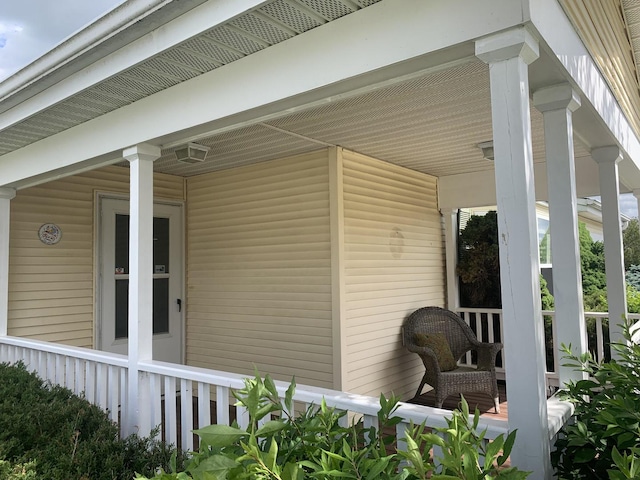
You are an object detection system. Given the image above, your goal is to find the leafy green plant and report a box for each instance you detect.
[400,396,528,479]
[0,362,181,480]
[551,318,640,479]
[140,373,529,480]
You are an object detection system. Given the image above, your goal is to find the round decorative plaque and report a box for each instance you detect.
[38,223,62,245]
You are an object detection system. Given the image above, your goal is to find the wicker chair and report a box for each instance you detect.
[403,306,503,413]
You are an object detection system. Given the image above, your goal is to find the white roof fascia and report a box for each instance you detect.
[0,0,529,188]
[528,0,640,188]
[0,0,271,131]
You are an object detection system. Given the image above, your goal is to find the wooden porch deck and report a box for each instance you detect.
[408,382,509,422]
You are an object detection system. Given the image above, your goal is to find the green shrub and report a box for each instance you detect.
[139,373,529,480]
[0,362,181,480]
[551,318,640,479]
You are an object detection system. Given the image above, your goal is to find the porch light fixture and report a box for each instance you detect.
[174,143,210,164]
[477,141,494,161]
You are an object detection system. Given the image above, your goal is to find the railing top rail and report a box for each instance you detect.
[0,336,129,367]
[139,359,510,438]
[454,307,502,314]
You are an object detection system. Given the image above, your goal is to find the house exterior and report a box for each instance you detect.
[2,1,640,478]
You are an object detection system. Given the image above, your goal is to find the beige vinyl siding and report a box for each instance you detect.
[342,150,445,398]
[186,150,334,388]
[8,166,184,347]
[560,0,640,137]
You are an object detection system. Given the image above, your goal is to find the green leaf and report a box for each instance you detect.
[188,454,237,476]
[255,419,287,437]
[574,447,597,463]
[194,424,248,447]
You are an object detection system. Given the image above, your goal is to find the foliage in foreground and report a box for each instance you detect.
[551,318,640,479]
[0,362,181,480]
[139,373,529,480]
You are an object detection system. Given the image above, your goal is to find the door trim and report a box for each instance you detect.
[94,192,186,363]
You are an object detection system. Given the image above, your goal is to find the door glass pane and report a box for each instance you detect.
[154,217,170,274]
[115,214,130,274]
[153,278,169,334]
[114,279,170,337]
[115,279,129,339]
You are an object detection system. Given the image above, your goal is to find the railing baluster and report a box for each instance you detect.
[236,404,250,430]
[216,386,230,425]
[596,317,605,362]
[85,361,95,404]
[96,363,108,411]
[180,379,194,452]
[120,367,127,429]
[197,382,211,429]
[363,414,379,444]
[150,373,162,432]
[396,422,408,453]
[55,354,64,385]
[108,366,118,422]
[165,376,177,446]
[65,356,74,390]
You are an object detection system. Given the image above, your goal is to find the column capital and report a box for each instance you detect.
[440,207,458,216]
[475,26,539,65]
[533,84,581,113]
[123,143,161,163]
[592,146,622,165]
[0,188,16,200]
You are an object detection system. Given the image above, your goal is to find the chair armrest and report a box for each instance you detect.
[474,342,503,371]
[406,345,442,373]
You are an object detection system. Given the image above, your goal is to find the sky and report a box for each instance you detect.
[0,0,123,81]
[0,1,639,219]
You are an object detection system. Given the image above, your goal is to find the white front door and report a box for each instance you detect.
[99,197,183,363]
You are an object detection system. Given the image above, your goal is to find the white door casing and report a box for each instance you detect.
[98,197,183,363]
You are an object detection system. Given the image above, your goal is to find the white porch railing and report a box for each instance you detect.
[0,335,510,454]
[455,308,640,386]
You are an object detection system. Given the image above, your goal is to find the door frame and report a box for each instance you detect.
[94,192,186,363]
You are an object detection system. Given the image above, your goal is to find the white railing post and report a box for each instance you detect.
[593,147,628,354]
[124,143,160,438]
[476,27,552,477]
[443,208,460,310]
[0,188,16,337]
[533,84,587,386]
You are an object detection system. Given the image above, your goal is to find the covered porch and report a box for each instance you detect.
[1,1,640,478]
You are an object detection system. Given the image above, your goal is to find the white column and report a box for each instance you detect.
[0,188,16,337]
[533,84,587,385]
[442,208,460,310]
[477,27,552,479]
[123,143,160,437]
[592,146,627,350]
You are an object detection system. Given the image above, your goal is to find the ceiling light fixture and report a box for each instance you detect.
[174,143,210,164]
[477,141,494,161]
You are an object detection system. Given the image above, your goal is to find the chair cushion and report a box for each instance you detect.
[414,332,457,371]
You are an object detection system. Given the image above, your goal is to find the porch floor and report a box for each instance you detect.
[408,382,509,422]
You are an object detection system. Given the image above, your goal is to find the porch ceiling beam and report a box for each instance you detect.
[528,0,640,189]
[0,0,529,188]
[0,0,271,126]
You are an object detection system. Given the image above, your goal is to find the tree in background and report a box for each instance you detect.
[456,211,501,308]
[623,218,640,269]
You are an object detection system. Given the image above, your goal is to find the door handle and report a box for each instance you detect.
[177,298,182,312]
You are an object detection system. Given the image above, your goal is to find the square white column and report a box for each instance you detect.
[0,188,16,337]
[477,27,552,478]
[533,84,587,385]
[442,208,460,310]
[123,143,160,437]
[592,146,627,351]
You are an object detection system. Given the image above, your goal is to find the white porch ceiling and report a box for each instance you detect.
[0,0,613,187]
